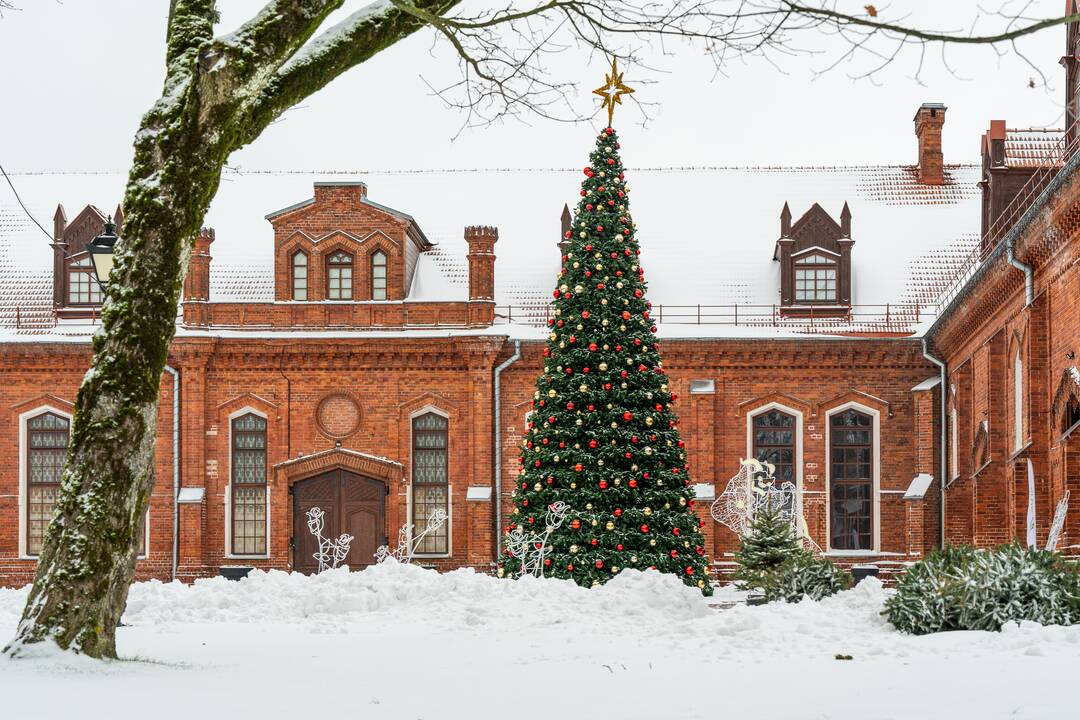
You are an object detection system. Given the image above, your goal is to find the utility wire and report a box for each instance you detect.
[0,162,54,241]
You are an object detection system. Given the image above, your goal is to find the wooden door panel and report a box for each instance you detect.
[293,472,339,575]
[343,506,380,567]
[293,469,385,573]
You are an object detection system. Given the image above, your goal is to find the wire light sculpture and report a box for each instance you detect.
[305,507,354,573]
[504,501,571,578]
[1046,491,1071,552]
[711,458,820,553]
[374,508,449,564]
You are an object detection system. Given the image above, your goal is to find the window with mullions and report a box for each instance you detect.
[327,251,353,300]
[371,251,387,301]
[231,413,267,555]
[752,409,795,484]
[830,409,873,550]
[26,412,69,555]
[412,413,449,554]
[67,255,102,305]
[794,253,837,303]
[292,252,308,300]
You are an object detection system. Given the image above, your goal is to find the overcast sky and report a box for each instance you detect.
[0,0,1067,176]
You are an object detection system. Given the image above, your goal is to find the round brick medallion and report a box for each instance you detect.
[315,392,361,439]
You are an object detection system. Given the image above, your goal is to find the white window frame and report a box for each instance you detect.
[824,401,881,555]
[18,405,72,559]
[409,405,452,559]
[224,406,271,559]
[745,402,804,515]
[1013,349,1024,452]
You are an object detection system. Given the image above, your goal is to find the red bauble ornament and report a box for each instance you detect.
[599,480,608,489]
[640,524,650,533]
[685,567,694,575]
[595,559,604,569]
[581,310,590,319]
[566,401,575,410]
[616,544,624,551]
[614,508,623,517]
[672,528,680,536]
[628,479,638,488]
[588,343,598,352]
[623,411,633,421]
[574,463,583,472]
[571,519,581,529]
[589,439,598,448]
[670,550,678,558]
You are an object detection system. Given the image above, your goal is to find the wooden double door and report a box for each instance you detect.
[292,469,386,574]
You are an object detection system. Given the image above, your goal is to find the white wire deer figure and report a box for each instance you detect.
[305,507,355,573]
[504,501,571,578]
[374,508,449,564]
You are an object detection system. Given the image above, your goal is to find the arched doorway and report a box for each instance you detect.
[292,469,386,574]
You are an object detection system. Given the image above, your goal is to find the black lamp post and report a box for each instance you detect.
[86,216,118,289]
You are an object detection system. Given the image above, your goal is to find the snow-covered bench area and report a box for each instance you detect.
[2,561,1079,718]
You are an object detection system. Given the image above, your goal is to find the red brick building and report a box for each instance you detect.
[2,25,1077,587]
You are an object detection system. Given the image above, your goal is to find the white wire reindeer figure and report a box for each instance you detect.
[505,501,570,578]
[305,507,355,573]
[374,508,449,564]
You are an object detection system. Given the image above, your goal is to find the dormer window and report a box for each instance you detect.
[327,251,353,300]
[291,251,308,301]
[774,202,853,317]
[794,253,837,303]
[371,251,387,300]
[67,255,102,305]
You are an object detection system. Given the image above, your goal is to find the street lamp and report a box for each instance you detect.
[86,216,118,289]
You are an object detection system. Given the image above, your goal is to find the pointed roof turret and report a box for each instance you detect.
[113,204,124,233]
[780,202,792,237]
[840,202,851,237]
[53,204,67,242]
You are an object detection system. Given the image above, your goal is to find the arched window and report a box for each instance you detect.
[291,252,308,301]
[371,251,387,300]
[794,253,837,303]
[327,251,353,300]
[231,413,267,555]
[752,409,795,484]
[830,409,873,551]
[26,412,69,555]
[412,412,449,554]
[67,255,102,305]
[1013,349,1024,451]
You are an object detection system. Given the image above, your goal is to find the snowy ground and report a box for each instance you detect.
[1,564,1078,719]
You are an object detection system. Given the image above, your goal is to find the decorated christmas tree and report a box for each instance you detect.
[499,61,711,594]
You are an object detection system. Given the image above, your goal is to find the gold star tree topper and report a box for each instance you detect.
[592,57,635,127]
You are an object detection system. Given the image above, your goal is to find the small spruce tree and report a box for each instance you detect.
[734,509,802,591]
[500,126,712,594]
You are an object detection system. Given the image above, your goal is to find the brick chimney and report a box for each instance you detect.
[464,226,497,301]
[182,227,214,326]
[914,103,947,185]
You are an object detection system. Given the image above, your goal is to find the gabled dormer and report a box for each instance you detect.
[773,202,853,317]
[50,202,122,319]
[266,182,432,302]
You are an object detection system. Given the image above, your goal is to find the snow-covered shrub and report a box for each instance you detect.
[763,554,852,603]
[885,543,1080,634]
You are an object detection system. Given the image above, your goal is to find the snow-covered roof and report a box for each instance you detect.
[0,163,981,337]
[1004,128,1065,168]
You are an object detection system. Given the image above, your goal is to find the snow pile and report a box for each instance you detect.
[3,567,1080,719]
